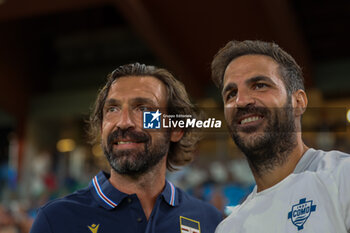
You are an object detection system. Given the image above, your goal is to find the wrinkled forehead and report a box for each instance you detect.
[107,76,168,106]
[223,54,283,87]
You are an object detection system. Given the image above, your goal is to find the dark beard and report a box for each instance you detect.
[229,98,297,175]
[103,128,170,178]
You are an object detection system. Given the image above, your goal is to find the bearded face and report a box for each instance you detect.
[227,97,297,174]
[103,127,170,176]
[100,76,172,177]
[221,55,300,174]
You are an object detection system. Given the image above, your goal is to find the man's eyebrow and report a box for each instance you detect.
[222,76,275,96]
[245,75,274,85]
[222,83,237,97]
[104,98,120,106]
[105,97,156,106]
[130,97,156,105]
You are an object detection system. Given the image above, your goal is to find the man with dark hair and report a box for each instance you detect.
[211,40,350,232]
[30,63,222,233]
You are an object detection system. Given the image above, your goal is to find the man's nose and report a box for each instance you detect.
[235,90,255,108]
[116,108,136,130]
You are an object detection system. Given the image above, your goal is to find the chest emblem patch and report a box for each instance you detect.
[288,198,316,231]
[88,223,100,233]
[180,216,200,233]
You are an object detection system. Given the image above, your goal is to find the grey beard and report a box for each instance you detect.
[103,131,170,178]
[104,145,168,178]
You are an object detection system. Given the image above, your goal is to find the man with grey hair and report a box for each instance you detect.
[30,63,222,233]
[211,40,350,232]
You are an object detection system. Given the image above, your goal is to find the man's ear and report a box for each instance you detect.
[170,129,184,142]
[292,89,308,117]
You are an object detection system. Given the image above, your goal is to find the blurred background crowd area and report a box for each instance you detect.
[1,0,350,232]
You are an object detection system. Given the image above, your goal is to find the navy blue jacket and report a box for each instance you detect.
[30,171,222,233]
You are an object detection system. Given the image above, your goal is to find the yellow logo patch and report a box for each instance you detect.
[179,216,201,233]
[88,223,100,233]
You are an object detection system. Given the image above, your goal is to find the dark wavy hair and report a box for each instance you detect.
[88,63,201,170]
[211,40,304,95]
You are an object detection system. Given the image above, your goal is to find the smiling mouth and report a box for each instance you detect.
[117,141,136,145]
[239,115,263,125]
[113,141,143,149]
